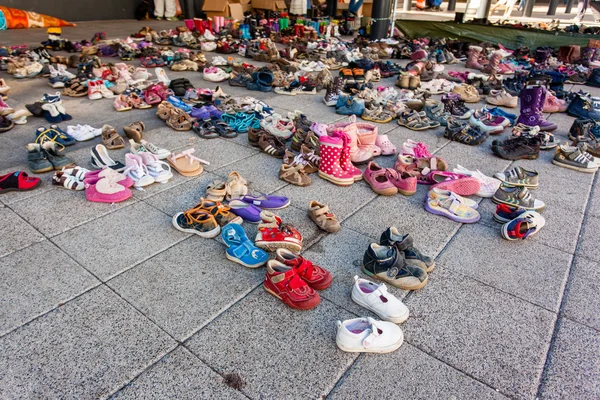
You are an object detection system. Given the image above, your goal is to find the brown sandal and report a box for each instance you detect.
[156,101,173,120]
[123,121,145,143]
[101,124,125,149]
[166,110,192,131]
[279,163,311,186]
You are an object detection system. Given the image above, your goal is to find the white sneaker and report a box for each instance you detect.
[57,64,76,80]
[201,42,217,52]
[351,276,409,324]
[138,151,173,183]
[124,153,155,187]
[67,124,96,141]
[212,56,228,66]
[203,67,230,83]
[202,30,216,41]
[140,139,171,159]
[453,164,501,198]
[155,67,171,85]
[260,114,294,139]
[336,317,404,353]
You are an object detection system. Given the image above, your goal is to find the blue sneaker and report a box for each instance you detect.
[221,223,268,268]
[49,75,70,88]
[483,106,517,126]
[41,92,62,103]
[35,126,76,146]
[167,95,192,113]
[568,94,600,120]
[336,95,365,116]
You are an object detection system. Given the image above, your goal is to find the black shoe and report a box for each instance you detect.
[492,135,541,160]
[380,228,435,272]
[362,243,428,290]
[444,117,488,145]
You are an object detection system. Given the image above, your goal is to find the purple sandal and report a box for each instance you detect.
[240,194,290,209]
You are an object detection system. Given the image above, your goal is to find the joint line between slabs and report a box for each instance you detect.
[534,170,599,399]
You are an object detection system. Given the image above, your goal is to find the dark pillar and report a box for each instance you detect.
[565,0,574,13]
[326,0,338,16]
[547,0,559,14]
[447,0,457,11]
[370,0,391,39]
[522,0,535,16]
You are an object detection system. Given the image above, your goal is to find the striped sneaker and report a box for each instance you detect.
[493,203,527,223]
[259,133,286,158]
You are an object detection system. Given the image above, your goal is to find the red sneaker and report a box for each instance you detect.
[255,211,303,252]
[264,260,320,310]
[275,249,332,290]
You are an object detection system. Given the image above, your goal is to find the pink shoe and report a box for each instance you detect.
[364,161,397,196]
[402,139,432,158]
[85,177,132,203]
[318,134,355,186]
[85,168,134,188]
[356,122,381,156]
[375,134,396,155]
[386,169,417,196]
[430,171,481,196]
[332,130,363,181]
[394,154,448,185]
[327,117,372,164]
[310,122,328,137]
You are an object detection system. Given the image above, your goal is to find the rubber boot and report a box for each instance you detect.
[516,86,557,131]
[331,130,363,180]
[466,46,484,70]
[482,50,503,74]
[318,134,355,186]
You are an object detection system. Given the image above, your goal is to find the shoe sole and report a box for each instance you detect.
[336,333,404,353]
[431,178,481,196]
[318,171,354,186]
[491,197,546,212]
[424,201,481,224]
[31,166,55,173]
[351,293,409,324]
[405,259,435,273]
[171,215,221,238]
[255,240,302,253]
[225,252,265,269]
[361,265,429,291]
[263,285,319,310]
[551,159,599,173]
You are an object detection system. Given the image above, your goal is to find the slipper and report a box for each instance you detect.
[0,171,41,194]
[240,194,290,209]
[228,199,262,223]
[167,148,208,176]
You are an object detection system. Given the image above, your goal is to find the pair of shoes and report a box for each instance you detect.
[0,171,41,194]
[35,125,76,147]
[66,124,101,141]
[318,131,363,185]
[552,143,599,173]
[26,142,73,173]
[129,139,171,160]
[222,223,268,268]
[39,93,72,123]
[307,200,340,232]
[88,80,114,100]
[362,227,432,290]
[425,187,480,223]
[364,161,416,196]
[494,204,545,240]
[255,210,302,252]
[444,117,488,145]
[123,152,173,187]
[264,248,332,310]
[84,169,133,203]
[172,199,240,238]
[91,144,125,171]
[52,166,89,191]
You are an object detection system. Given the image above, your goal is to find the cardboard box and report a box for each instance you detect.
[251,0,287,11]
[362,0,373,17]
[202,0,249,19]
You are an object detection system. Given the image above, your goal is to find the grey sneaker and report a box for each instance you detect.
[492,185,546,211]
[380,227,435,272]
[41,142,73,169]
[493,166,539,188]
[26,143,54,173]
[552,144,599,173]
[362,243,428,291]
[424,101,451,126]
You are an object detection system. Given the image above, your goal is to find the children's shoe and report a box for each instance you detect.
[493,204,527,223]
[452,165,501,198]
[552,144,599,173]
[275,248,332,290]
[380,228,434,272]
[137,151,173,183]
[195,198,242,226]
[425,189,480,223]
[255,211,303,252]
[85,177,132,203]
[351,276,409,324]
[264,260,320,310]
[501,211,546,241]
[492,185,545,211]
[123,153,154,187]
[172,207,220,238]
[493,166,539,188]
[336,317,403,353]
[26,143,54,173]
[0,171,41,193]
[307,200,341,233]
[362,243,428,290]
[430,171,481,196]
[41,141,73,169]
[401,139,431,158]
[221,223,268,268]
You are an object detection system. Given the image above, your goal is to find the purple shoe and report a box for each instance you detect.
[190,106,211,119]
[205,105,224,118]
[229,199,262,223]
[240,194,290,209]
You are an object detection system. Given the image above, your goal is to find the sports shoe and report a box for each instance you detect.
[66,124,100,141]
[492,135,540,160]
[501,211,545,241]
[493,204,527,223]
[444,118,487,145]
[255,211,303,252]
[123,153,154,187]
[362,243,428,290]
[380,228,434,272]
[336,317,403,353]
[172,207,221,238]
[351,276,409,324]
[452,165,501,197]
[203,67,230,82]
[264,260,320,310]
[552,144,599,173]
[275,248,332,290]
[258,133,286,158]
[493,166,539,188]
[430,171,481,196]
[425,189,480,223]
[492,185,545,211]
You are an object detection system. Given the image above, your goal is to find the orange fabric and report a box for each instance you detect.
[0,6,75,29]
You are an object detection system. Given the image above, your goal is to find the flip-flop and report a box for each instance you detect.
[167,148,208,177]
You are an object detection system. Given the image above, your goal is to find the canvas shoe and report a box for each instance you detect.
[552,144,599,173]
[172,207,221,238]
[492,185,545,211]
[493,204,527,223]
[351,276,409,324]
[264,260,320,310]
[66,124,100,141]
[425,188,480,223]
[140,139,171,160]
[137,151,173,183]
[362,243,428,290]
[493,166,539,188]
[255,211,303,252]
[275,248,332,290]
[380,228,434,272]
[336,317,403,353]
[501,211,545,241]
[123,153,155,187]
[452,165,501,198]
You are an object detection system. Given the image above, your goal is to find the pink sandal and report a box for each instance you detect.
[113,94,132,112]
[375,134,396,155]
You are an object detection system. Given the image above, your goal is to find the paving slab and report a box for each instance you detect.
[271,177,377,222]
[185,137,259,173]
[0,240,99,336]
[299,227,407,317]
[438,222,572,311]
[0,206,45,258]
[108,237,263,340]
[342,188,461,258]
[539,318,600,400]
[0,285,176,399]
[329,343,507,400]
[186,289,358,399]
[111,346,246,400]
[142,172,220,216]
[576,214,600,264]
[403,267,556,398]
[10,185,137,237]
[53,202,188,281]
[562,257,600,331]
[433,140,513,178]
